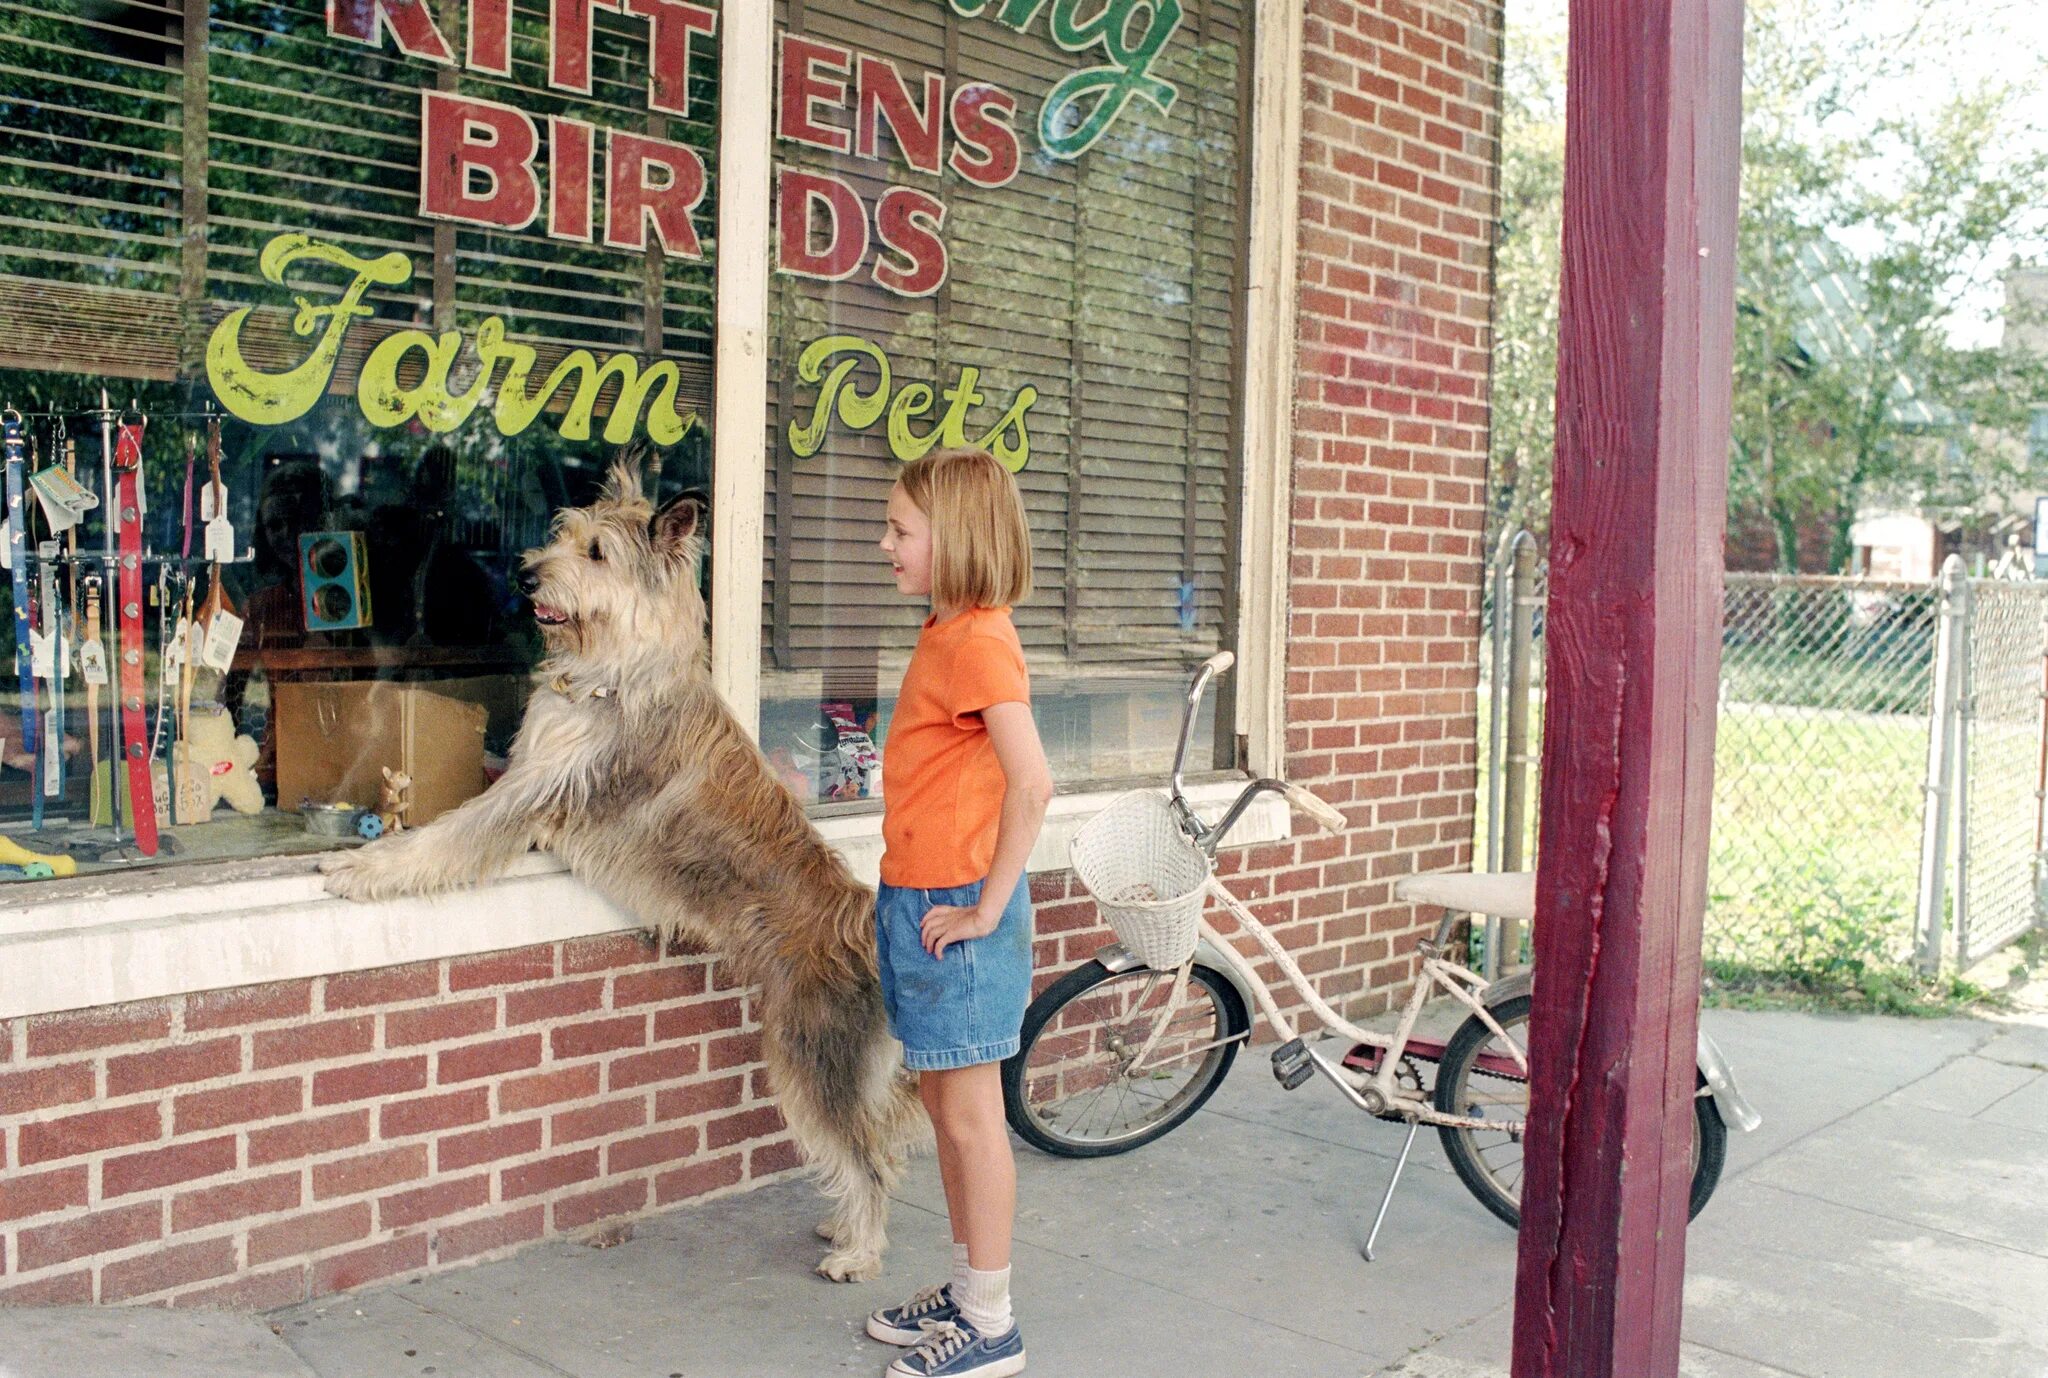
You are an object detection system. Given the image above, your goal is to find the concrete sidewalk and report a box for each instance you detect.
[3,1005,2045,1378]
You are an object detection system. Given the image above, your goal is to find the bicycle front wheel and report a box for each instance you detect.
[1001,959,1248,1157]
[1433,993,1728,1228]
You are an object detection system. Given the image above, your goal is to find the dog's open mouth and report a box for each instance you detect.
[532,603,570,627]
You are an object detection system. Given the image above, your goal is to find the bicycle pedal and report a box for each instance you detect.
[1271,1038,1311,1085]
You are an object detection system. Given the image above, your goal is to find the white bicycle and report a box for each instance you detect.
[999,653,1759,1256]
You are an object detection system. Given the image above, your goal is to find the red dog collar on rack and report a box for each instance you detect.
[112,421,158,856]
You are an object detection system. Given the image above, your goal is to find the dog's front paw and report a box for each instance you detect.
[319,844,415,902]
[817,1248,883,1283]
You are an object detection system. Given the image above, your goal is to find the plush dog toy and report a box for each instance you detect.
[169,708,264,817]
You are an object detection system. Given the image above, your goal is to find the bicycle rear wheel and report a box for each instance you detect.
[1432,993,1728,1228]
[1001,959,1248,1157]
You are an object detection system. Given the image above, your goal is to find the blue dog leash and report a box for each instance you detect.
[3,411,38,821]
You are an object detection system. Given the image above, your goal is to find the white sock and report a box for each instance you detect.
[949,1241,969,1292]
[954,1264,1013,1338]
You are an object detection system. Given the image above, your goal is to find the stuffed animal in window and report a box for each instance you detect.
[377,766,413,834]
[165,708,264,818]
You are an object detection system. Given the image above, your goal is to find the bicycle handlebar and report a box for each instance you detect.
[1283,782,1347,832]
[1168,653,1347,852]
[1168,651,1236,804]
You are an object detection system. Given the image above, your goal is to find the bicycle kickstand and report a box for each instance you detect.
[1362,1119,1420,1263]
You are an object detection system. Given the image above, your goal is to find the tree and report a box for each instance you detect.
[1491,0,2048,571]
[1732,0,2048,572]
[1484,21,1565,548]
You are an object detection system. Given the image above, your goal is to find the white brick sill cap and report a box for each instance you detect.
[0,781,1288,1021]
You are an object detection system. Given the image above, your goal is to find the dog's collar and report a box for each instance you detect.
[549,673,616,702]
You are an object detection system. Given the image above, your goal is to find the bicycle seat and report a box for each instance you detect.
[1393,870,1536,922]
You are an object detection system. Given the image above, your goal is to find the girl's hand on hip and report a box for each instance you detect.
[922,903,1000,959]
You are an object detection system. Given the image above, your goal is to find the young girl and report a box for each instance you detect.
[866,448,1052,1378]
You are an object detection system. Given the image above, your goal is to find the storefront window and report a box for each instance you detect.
[0,1,716,878]
[760,0,1247,806]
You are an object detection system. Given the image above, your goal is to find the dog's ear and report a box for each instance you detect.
[601,449,649,505]
[650,490,706,557]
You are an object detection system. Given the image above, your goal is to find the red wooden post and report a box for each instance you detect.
[1510,2,1744,1376]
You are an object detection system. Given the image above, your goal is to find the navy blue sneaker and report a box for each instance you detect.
[885,1320,1026,1377]
[867,1284,960,1345]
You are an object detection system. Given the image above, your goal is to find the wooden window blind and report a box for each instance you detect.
[0,0,716,410]
[763,0,1247,716]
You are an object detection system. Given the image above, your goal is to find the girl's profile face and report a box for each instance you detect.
[881,483,935,599]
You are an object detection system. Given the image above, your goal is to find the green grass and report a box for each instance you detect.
[1701,963,2002,1017]
[1719,644,1931,715]
[1476,690,2000,1011]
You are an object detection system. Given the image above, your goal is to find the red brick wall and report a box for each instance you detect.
[0,0,1499,1310]
[0,936,796,1308]
[1218,0,1496,1018]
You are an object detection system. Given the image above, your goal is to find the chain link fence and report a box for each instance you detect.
[1957,580,2048,966]
[1710,576,1936,975]
[1478,536,2048,981]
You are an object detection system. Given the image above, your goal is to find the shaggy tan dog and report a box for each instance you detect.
[320,463,921,1281]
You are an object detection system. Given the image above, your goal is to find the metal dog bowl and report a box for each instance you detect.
[301,801,363,838]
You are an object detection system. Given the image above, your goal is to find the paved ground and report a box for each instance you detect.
[3,1003,2045,1378]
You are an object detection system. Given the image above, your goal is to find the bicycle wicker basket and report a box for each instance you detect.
[1068,791,1212,969]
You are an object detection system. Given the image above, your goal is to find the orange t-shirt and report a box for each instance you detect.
[880,606,1032,888]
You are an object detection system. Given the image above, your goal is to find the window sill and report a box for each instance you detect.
[0,780,1287,1021]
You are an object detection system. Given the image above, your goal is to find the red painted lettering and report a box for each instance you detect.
[855,57,944,175]
[326,0,454,63]
[622,0,718,117]
[604,131,707,256]
[548,116,597,242]
[873,187,949,297]
[466,0,511,74]
[418,91,540,230]
[949,84,1021,189]
[776,34,853,154]
[776,169,868,282]
[550,0,622,94]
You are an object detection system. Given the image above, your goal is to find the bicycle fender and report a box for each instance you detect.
[1696,1029,1762,1132]
[1476,970,1761,1133]
[1091,939,1258,1019]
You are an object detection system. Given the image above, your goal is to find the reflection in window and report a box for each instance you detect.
[0,371,707,876]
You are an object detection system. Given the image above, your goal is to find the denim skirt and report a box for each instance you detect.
[874,875,1034,1071]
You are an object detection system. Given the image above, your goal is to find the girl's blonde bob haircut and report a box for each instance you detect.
[897,447,1034,611]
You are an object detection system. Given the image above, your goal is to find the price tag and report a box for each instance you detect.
[163,616,190,668]
[200,479,234,563]
[79,636,109,686]
[28,466,97,534]
[200,610,244,671]
[29,628,55,679]
[42,708,58,797]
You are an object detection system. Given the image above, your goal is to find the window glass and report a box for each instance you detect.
[0,1,716,880]
[761,0,1247,806]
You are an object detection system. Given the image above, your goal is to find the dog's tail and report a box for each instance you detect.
[878,1057,933,1158]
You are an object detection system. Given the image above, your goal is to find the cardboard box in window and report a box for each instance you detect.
[274,680,490,825]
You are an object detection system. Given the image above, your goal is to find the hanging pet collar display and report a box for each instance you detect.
[111,416,159,856]
[4,412,39,823]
